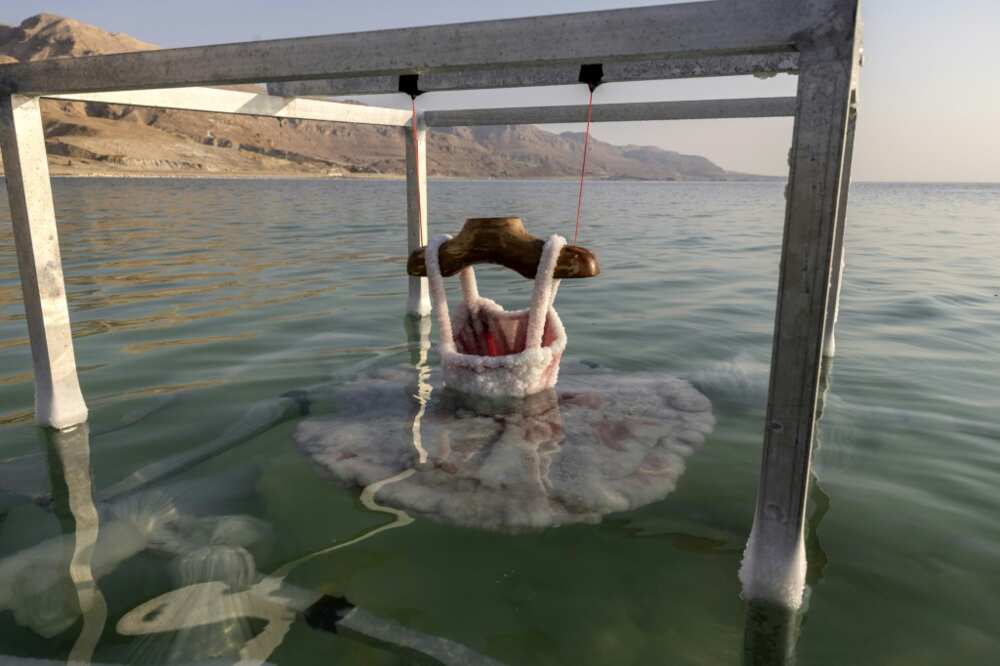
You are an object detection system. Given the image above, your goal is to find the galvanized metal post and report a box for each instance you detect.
[405,114,431,317]
[740,1,862,609]
[0,94,88,429]
[823,92,859,358]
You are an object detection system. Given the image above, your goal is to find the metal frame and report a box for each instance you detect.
[422,97,797,127]
[267,53,802,97]
[0,0,862,611]
[50,87,412,126]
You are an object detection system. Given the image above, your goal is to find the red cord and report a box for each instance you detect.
[573,89,595,245]
[410,96,424,245]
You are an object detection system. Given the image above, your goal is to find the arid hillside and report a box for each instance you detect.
[0,13,737,180]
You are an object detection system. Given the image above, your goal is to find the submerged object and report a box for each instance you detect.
[0,450,271,642]
[120,569,506,666]
[409,217,599,398]
[0,488,270,640]
[296,363,715,531]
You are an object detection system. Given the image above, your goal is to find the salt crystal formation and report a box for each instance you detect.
[0,487,271,640]
[296,364,715,531]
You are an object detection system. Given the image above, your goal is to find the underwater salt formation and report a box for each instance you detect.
[0,484,271,641]
[691,352,770,407]
[0,423,509,664]
[296,363,715,531]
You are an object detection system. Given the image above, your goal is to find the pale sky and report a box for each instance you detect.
[2,1,997,182]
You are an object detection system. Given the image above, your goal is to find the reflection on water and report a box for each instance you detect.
[45,425,107,664]
[2,179,999,663]
[5,418,507,665]
[2,422,277,663]
[0,426,109,645]
[404,315,433,466]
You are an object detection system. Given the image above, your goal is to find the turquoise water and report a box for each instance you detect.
[0,178,998,664]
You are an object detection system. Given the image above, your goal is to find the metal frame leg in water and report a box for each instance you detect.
[0,94,88,429]
[739,6,863,608]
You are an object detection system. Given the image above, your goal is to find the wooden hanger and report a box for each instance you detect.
[407,217,600,279]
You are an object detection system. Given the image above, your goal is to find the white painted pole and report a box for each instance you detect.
[404,114,430,317]
[0,95,88,429]
[823,97,858,358]
[49,87,411,127]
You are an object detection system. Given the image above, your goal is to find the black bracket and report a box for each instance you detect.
[304,595,355,633]
[398,74,424,99]
[578,63,604,92]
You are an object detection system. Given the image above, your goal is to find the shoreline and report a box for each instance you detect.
[5,171,784,183]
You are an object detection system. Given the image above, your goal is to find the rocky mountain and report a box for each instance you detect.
[0,13,736,180]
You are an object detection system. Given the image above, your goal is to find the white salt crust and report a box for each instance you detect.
[426,233,567,398]
[739,522,808,610]
[295,364,715,531]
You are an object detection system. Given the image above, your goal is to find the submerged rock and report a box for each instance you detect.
[296,364,715,531]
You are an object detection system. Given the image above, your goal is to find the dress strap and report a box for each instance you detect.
[525,235,566,350]
[458,265,480,305]
[425,234,456,353]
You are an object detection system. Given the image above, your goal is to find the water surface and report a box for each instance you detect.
[0,178,998,664]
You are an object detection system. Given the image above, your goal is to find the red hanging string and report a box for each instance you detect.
[573,88,595,245]
[410,96,425,245]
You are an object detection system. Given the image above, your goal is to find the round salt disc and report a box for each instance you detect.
[295,364,714,531]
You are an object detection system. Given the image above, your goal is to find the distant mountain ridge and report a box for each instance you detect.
[0,13,745,180]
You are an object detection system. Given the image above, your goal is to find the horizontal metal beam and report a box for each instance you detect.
[268,53,800,97]
[422,97,796,127]
[46,87,411,126]
[0,0,847,95]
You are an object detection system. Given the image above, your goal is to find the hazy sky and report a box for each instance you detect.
[2,1,997,182]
